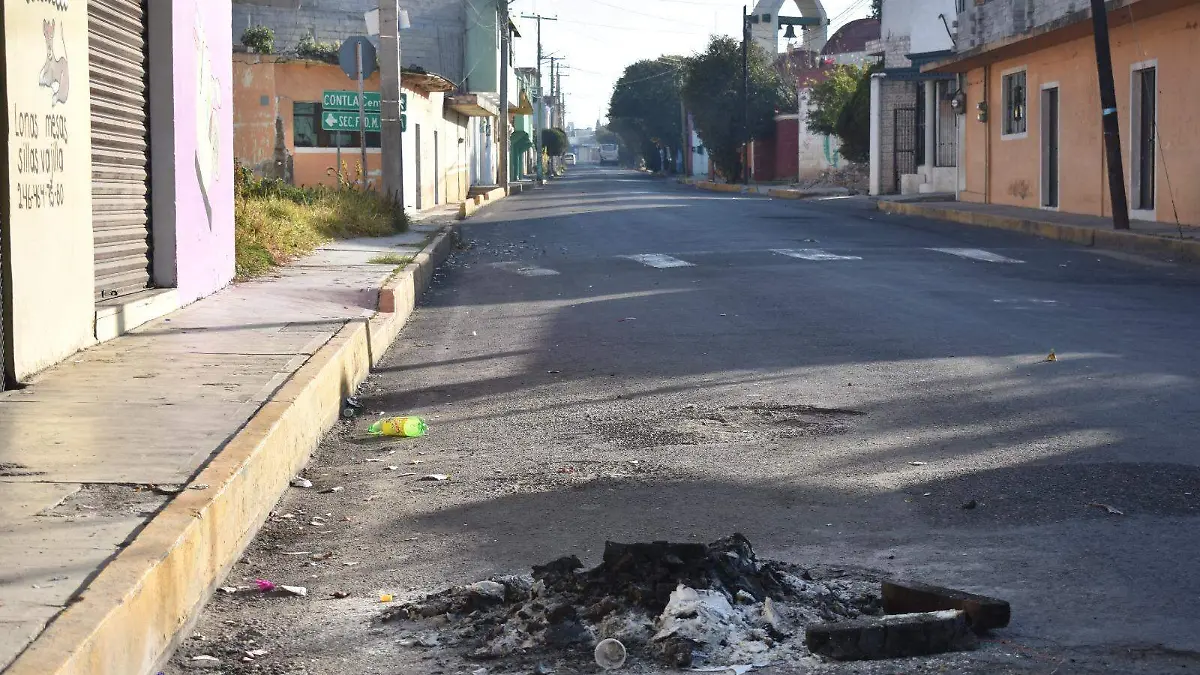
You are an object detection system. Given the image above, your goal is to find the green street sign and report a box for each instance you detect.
[322,90,381,112]
[401,113,407,133]
[322,110,381,132]
[401,93,407,112]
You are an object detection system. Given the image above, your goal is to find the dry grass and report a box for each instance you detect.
[234,165,407,279]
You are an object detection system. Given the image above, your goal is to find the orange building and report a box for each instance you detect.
[232,53,475,211]
[931,0,1200,226]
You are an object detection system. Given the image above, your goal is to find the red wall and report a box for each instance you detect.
[773,118,799,182]
[750,136,776,182]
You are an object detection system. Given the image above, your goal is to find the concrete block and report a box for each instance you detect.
[881,580,1010,633]
[805,609,976,661]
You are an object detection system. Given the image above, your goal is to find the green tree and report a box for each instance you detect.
[595,126,620,146]
[681,36,785,182]
[871,0,882,20]
[541,127,568,156]
[608,57,685,171]
[834,68,874,162]
[805,64,864,137]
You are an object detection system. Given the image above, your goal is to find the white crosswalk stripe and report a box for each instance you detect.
[621,253,695,268]
[490,262,560,277]
[771,248,862,261]
[930,248,1024,264]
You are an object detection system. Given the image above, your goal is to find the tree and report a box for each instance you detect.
[681,36,785,182]
[540,127,568,156]
[834,69,873,162]
[607,57,685,171]
[595,126,620,146]
[805,64,874,164]
[871,0,882,20]
[805,64,864,137]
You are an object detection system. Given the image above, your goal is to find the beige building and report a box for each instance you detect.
[932,0,1200,225]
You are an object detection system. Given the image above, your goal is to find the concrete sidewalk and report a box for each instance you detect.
[0,206,458,673]
[878,199,1200,263]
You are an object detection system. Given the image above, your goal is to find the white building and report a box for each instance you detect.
[867,0,960,195]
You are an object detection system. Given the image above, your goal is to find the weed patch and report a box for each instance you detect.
[234,163,407,279]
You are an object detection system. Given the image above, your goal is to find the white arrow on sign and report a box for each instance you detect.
[325,113,339,127]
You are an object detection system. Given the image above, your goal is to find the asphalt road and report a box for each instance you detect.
[169,166,1200,674]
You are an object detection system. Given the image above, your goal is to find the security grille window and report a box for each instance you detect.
[1002,70,1027,136]
[293,102,381,148]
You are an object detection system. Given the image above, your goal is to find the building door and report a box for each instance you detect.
[89,0,152,300]
[434,131,440,205]
[1133,66,1156,212]
[1041,86,1059,208]
[893,107,917,192]
[414,124,423,210]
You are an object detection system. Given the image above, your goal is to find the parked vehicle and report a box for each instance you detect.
[564,153,576,166]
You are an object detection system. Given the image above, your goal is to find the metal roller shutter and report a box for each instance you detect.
[89,0,151,300]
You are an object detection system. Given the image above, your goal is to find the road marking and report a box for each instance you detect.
[621,253,695,268]
[771,248,862,261]
[930,248,1025,264]
[490,262,560,277]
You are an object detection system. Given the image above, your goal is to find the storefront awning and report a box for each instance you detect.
[447,93,500,117]
[403,70,456,93]
[879,66,956,81]
[510,90,534,116]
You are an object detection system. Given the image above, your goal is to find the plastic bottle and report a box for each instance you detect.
[367,416,427,437]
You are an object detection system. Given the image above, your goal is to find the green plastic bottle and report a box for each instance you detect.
[367,416,427,437]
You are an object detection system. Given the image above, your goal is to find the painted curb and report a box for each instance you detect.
[4,226,459,675]
[459,186,508,220]
[686,181,849,199]
[877,200,1200,263]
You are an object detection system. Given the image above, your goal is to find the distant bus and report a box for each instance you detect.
[599,144,619,165]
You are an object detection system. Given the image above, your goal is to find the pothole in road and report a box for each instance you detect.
[382,534,885,674]
[476,458,673,496]
[596,402,862,449]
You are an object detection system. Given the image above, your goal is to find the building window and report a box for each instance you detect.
[1002,70,1027,136]
[293,102,381,149]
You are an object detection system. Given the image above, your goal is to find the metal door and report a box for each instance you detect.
[89,0,152,300]
[1136,67,1156,210]
[893,107,917,192]
[414,124,423,210]
[1041,87,1059,208]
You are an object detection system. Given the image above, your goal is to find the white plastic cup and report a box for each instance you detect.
[594,638,627,670]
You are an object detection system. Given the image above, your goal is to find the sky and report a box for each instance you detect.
[507,0,873,130]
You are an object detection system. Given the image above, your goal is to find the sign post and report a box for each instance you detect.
[338,37,378,186]
[356,42,368,184]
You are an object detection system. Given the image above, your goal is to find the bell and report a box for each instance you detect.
[783,24,797,39]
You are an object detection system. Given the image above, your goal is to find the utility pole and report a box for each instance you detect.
[741,5,750,185]
[521,12,557,184]
[377,0,404,208]
[1089,0,1130,229]
[680,89,688,176]
[498,0,510,191]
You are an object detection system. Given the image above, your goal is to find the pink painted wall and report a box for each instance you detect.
[172,0,235,303]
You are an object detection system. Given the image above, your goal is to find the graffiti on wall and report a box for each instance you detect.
[194,11,222,226]
[14,14,75,210]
